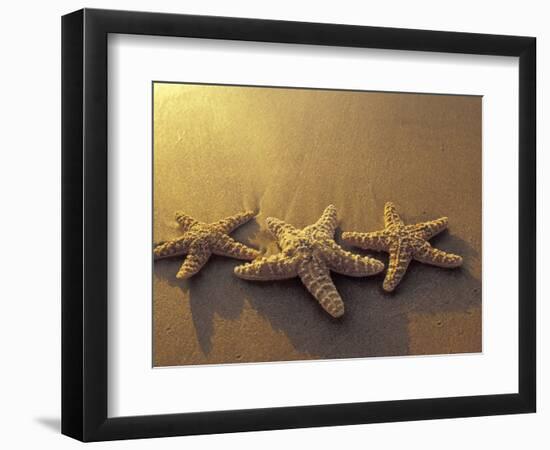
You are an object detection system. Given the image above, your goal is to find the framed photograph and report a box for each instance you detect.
[61,8,536,441]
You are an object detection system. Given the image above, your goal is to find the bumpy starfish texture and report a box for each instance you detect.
[341,202,463,292]
[234,205,384,318]
[154,210,259,279]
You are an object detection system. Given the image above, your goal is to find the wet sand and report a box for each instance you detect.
[153,83,482,367]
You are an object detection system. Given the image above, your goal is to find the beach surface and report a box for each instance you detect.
[153,83,482,367]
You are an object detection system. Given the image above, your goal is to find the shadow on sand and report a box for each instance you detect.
[154,228,481,362]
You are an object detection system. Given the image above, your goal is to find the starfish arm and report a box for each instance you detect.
[383,241,413,292]
[341,230,391,251]
[176,243,211,279]
[384,202,404,228]
[323,241,384,276]
[297,258,344,318]
[174,212,198,231]
[266,217,297,241]
[212,234,259,260]
[213,210,255,234]
[234,254,299,280]
[153,236,193,260]
[408,217,449,240]
[304,204,338,236]
[413,242,463,268]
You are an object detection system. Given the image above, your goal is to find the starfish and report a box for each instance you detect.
[234,205,384,318]
[341,202,463,292]
[153,210,260,279]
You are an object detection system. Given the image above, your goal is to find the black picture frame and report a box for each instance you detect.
[61,8,536,442]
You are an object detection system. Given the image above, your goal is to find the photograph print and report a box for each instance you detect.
[152,82,481,367]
